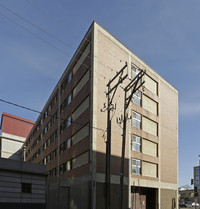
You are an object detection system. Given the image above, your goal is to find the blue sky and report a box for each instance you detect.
[0,0,199,187]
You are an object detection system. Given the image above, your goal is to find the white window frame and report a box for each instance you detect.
[132,64,141,78]
[132,90,142,106]
[132,135,141,152]
[132,159,141,175]
[132,111,141,129]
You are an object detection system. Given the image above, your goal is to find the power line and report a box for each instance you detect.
[0,12,127,136]
[0,2,116,74]
[23,0,127,67]
[0,98,105,132]
[0,98,124,139]
[0,11,106,79]
[0,2,77,53]
[0,12,68,56]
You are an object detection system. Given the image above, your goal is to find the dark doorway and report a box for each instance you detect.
[131,186,157,209]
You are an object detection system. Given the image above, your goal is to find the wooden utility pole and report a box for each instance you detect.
[105,63,128,209]
[119,69,145,209]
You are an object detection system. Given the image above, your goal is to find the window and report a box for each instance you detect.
[43,111,47,120]
[67,138,71,149]
[66,116,71,127]
[132,111,141,129]
[132,90,141,106]
[132,64,140,78]
[63,161,71,172]
[44,126,47,134]
[132,135,141,152]
[132,64,142,84]
[132,159,141,175]
[67,72,72,84]
[21,183,32,193]
[61,72,72,93]
[60,93,72,113]
[67,93,72,105]
[60,117,71,133]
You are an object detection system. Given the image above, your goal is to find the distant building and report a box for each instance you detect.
[0,157,47,209]
[0,112,34,160]
[179,188,198,203]
[23,21,178,209]
[194,166,200,189]
[179,166,200,204]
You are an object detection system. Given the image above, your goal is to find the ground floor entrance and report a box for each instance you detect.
[131,186,158,209]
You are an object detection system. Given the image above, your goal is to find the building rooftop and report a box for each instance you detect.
[0,157,47,175]
[0,112,34,138]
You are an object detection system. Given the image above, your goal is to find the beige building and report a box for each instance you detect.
[24,21,178,209]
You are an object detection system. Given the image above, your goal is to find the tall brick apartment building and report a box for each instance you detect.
[23,22,178,209]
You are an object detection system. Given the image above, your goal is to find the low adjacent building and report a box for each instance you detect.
[0,157,47,209]
[0,113,47,209]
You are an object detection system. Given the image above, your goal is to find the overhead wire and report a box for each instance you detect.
[0,2,128,138]
[0,2,118,74]
[0,11,118,134]
[0,98,105,132]
[0,98,124,138]
[23,0,127,68]
[0,11,106,79]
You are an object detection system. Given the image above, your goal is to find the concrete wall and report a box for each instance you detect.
[160,80,178,184]
[96,182,128,209]
[160,189,177,209]
[93,21,178,209]
[47,176,91,209]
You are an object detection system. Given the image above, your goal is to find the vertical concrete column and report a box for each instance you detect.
[91,23,98,209]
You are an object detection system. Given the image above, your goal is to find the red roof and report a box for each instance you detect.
[0,112,34,138]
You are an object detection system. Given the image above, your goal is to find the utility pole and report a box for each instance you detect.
[119,69,146,209]
[104,63,128,209]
